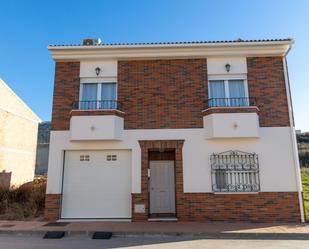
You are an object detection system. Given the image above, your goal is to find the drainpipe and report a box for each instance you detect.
[282,54,305,223]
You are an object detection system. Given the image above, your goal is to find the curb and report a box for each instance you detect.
[0,230,309,240]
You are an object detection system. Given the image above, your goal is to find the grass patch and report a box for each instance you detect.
[0,177,46,220]
[301,168,309,222]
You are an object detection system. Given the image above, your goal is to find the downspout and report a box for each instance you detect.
[282,53,305,223]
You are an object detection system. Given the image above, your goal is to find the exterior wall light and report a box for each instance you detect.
[225,63,231,72]
[95,67,101,76]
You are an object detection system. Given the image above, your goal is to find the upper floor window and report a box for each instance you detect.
[80,82,117,110]
[208,79,249,107]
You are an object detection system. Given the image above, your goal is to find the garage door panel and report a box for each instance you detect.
[61,150,131,219]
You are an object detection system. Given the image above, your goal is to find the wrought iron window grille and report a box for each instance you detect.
[210,150,260,192]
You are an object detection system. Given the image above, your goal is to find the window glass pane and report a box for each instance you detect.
[215,170,228,191]
[209,80,226,107]
[101,83,116,109]
[81,83,97,109]
[228,80,246,106]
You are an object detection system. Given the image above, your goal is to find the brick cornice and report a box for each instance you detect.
[202,106,259,116]
[70,109,125,117]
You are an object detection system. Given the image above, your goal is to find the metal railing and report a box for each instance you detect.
[206,97,256,109]
[73,100,121,110]
[210,150,260,192]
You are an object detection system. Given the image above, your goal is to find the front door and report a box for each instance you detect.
[149,160,175,215]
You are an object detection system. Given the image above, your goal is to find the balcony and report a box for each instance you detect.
[202,97,259,139]
[69,100,124,141]
[205,97,257,110]
[73,100,121,111]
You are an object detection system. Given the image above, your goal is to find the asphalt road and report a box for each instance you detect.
[0,235,309,249]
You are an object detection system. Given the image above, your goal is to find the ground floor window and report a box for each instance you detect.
[210,150,260,192]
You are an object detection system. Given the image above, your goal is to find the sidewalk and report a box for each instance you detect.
[0,220,309,238]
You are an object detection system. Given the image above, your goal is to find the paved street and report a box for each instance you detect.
[1,220,309,234]
[0,235,309,249]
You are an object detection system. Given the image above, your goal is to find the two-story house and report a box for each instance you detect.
[45,38,304,222]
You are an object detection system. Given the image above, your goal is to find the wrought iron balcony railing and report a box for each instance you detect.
[206,97,257,109]
[73,100,121,110]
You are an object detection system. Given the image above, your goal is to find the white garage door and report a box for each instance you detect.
[61,150,131,219]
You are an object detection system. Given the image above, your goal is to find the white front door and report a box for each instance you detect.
[61,150,131,219]
[149,161,175,214]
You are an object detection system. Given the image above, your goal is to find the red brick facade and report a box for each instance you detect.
[51,62,80,130]
[44,194,61,220]
[118,59,208,129]
[247,57,290,127]
[179,192,300,222]
[133,140,301,223]
[50,57,291,130]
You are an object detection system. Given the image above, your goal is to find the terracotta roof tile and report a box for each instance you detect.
[49,38,293,47]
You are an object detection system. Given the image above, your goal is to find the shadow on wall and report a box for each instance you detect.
[0,171,12,189]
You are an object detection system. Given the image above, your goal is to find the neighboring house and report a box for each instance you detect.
[45,38,304,223]
[35,121,51,175]
[0,79,41,188]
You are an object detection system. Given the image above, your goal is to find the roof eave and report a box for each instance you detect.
[48,40,293,61]
[48,39,293,50]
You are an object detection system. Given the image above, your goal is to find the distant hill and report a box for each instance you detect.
[297,133,309,143]
[37,121,51,144]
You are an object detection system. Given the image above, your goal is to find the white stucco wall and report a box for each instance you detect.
[70,115,124,140]
[207,57,247,75]
[46,127,297,194]
[80,60,117,78]
[204,112,259,138]
[0,79,40,187]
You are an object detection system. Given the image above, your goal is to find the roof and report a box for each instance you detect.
[48,38,294,61]
[49,38,293,47]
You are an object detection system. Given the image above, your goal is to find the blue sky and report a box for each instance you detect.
[0,0,308,131]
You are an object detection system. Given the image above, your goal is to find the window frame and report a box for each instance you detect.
[79,78,117,110]
[208,74,249,102]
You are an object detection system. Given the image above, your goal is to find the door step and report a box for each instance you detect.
[148,217,178,221]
